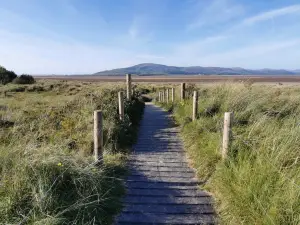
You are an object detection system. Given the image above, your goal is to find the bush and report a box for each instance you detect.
[0,66,17,85]
[12,74,35,84]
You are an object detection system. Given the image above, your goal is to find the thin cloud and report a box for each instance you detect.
[128,21,138,40]
[187,0,244,30]
[0,29,145,74]
[242,4,300,26]
[123,15,154,46]
[175,35,229,55]
[60,0,78,15]
[199,39,300,66]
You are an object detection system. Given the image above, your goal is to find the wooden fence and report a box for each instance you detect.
[93,74,132,163]
[156,82,233,160]
[94,78,233,163]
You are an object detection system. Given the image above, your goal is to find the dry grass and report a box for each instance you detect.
[156,82,300,225]
[0,80,144,224]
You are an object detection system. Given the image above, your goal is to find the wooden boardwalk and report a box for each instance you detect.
[115,103,216,225]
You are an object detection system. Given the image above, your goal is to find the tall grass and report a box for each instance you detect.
[0,80,144,224]
[156,83,300,224]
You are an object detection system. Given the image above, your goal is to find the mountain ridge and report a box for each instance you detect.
[94,63,299,76]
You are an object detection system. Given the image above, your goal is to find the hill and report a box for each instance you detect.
[94,63,297,76]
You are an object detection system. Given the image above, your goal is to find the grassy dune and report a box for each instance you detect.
[0,80,144,224]
[156,83,300,224]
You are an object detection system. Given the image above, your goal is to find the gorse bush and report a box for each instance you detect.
[156,83,300,225]
[12,74,35,84]
[0,80,144,224]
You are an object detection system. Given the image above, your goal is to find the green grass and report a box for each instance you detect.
[0,80,144,224]
[155,83,300,225]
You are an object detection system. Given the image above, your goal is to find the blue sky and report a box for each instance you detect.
[1,0,300,74]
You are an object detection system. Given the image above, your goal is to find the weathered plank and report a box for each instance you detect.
[117,212,215,224]
[115,103,215,224]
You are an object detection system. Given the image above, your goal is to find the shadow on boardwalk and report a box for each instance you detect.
[115,103,216,225]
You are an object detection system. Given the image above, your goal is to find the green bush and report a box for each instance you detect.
[12,74,35,84]
[0,66,17,84]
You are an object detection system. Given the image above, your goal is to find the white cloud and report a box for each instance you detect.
[0,29,152,74]
[1,2,300,74]
[60,0,78,15]
[164,39,300,69]
[242,4,300,26]
[128,24,138,40]
[173,35,228,58]
[187,0,244,30]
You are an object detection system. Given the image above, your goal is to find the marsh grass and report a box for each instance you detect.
[0,80,144,224]
[156,83,300,225]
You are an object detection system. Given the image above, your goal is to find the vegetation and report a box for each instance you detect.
[0,66,17,84]
[156,83,300,225]
[0,80,144,224]
[12,74,35,84]
[0,66,35,85]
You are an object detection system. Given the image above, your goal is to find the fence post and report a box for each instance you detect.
[171,88,175,102]
[126,74,132,100]
[118,91,124,121]
[181,83,186,100]
[162,90,165,102]
[94,110,103,162]
[166,89,169,103]
[192,91,198,121]
[158,92,161,102]
[222,112,233,159]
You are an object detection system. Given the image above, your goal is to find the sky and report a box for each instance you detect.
[0,0,300,74]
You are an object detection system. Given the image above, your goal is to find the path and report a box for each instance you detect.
[115,103,216,225]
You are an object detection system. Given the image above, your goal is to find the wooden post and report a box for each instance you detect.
[181,83,186,100]
[158,92,161,102]
[126,74,132,100]
[192,91,198,121]
[171,88,175,102]
[118,91,124,121]
[166,89,169,103]
[162,90,165,102]
[222,112,233,159]
[94,110,103,162]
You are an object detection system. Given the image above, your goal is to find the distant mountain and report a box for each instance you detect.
[94,63,297,76]
[293,70,300,74]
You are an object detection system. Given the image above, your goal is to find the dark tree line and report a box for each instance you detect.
[0,66,35,85]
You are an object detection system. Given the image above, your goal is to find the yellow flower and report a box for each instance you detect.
[57,162,63,167]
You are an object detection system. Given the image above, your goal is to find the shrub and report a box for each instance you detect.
[12,74,35,84]
[0,66,17,85]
